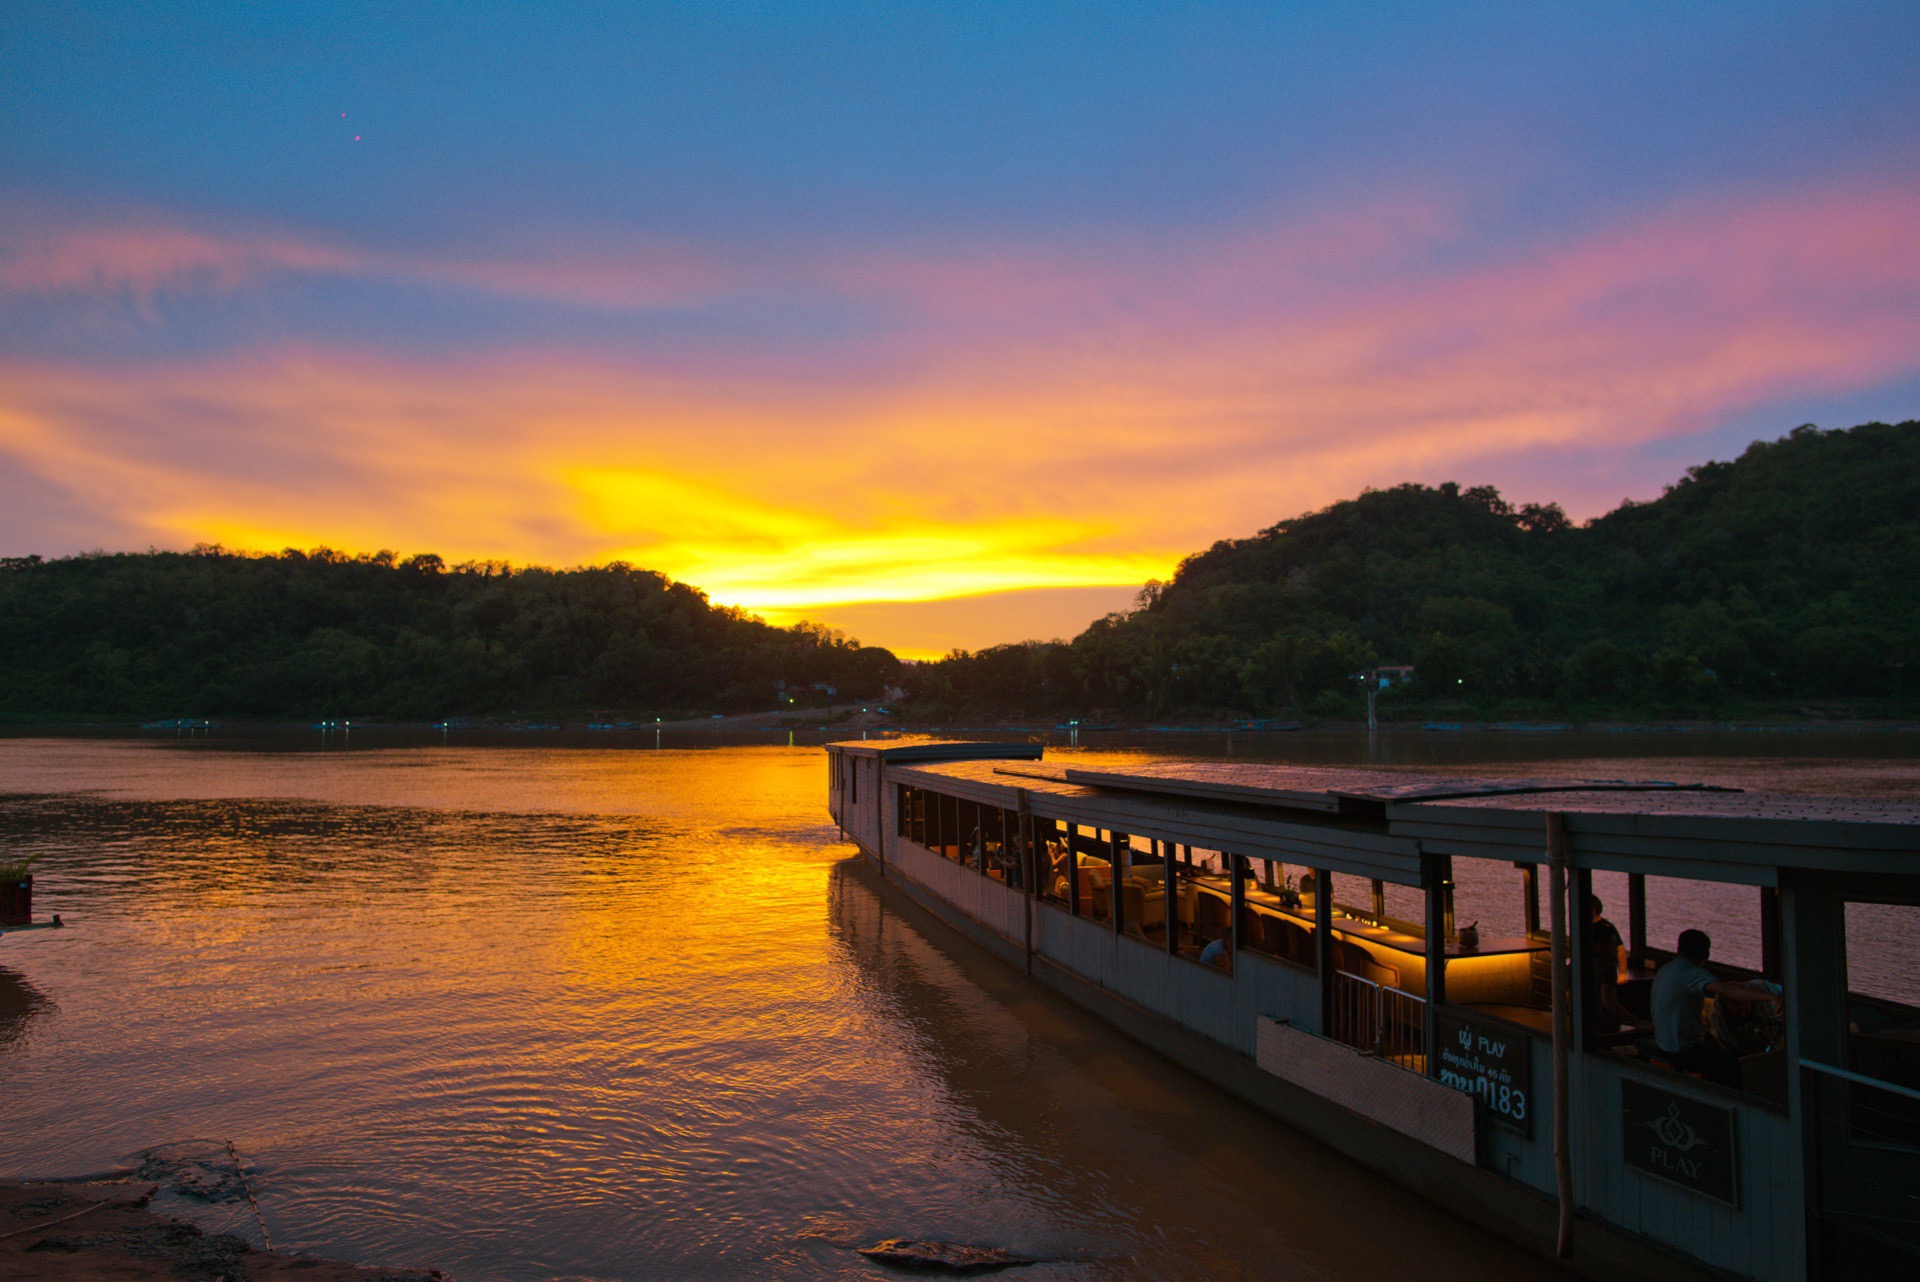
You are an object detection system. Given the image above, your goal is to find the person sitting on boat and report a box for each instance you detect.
[1651,929,1782,1086]
[1588,895,1637,1031]
[1198,912,1259,971]
[1710,979,1785,1056]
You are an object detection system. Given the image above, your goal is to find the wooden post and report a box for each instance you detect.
[1370,877,1385,922]
[1547,812,1575,1260]
[1111,831,1126,934]
[1520,863,1541,938]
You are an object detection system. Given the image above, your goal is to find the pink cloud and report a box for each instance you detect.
[1,176,1917,654]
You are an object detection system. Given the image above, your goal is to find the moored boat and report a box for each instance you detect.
[826,739,1920,1282]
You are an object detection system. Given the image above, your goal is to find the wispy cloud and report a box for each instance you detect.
[2,178,1917,652]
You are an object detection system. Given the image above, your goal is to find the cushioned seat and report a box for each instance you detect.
[1122,882,1165,930]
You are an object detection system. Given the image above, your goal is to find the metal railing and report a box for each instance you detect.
[1804,1059,1920,1271]
[1328,968,1427,1070]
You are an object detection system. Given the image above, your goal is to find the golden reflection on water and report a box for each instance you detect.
[0,739,1576,1281]
[6,733,1910,1279]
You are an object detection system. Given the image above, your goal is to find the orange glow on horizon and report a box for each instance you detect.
[3,180,1919,655]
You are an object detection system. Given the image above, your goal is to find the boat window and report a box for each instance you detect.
[1585,871,1786,1104]
[956,798,983,869]
[1174,845,1232,965]
[1035,819,1069,909]
[1845,900,1920,1096]
[894,784,918,842]
[932,793,950,859]
[983,807,1023,889]
[1241,860,1313,970]
[1075,827,1114,926]
[1106,835,1163,943]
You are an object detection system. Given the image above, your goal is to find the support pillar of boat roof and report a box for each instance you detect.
[874,758,886,879]
[1423,852,1449,1074]
[1162,840,1177,957]
[1571,865,1594,1043]
[1781,874,1848,1070]
[1315,866,1334,1033]
[1230,854,1247,958]
[1067,824,1082,918]
[1545,813,1575,1261]
[1782,873,1848,1282]
[1626,872,1646,969]
[1760,885,1783,982]
[1018,792,1034,977]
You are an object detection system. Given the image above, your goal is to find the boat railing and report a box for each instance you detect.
[1328,968,1427,1070]
[1803,1059,1920,1265]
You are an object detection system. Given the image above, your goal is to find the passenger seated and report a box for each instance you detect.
[1650,929,1782,1087]
[1588,895,1639,1031]
[1198,911,1259,973]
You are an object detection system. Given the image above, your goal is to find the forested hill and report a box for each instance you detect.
[0,552,899,722]
[6,419,1916,725]
[907,419,1920,719]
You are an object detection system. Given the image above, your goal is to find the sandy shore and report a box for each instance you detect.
[1,1181,445,1282]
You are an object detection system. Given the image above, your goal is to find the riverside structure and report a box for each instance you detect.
[825,739,1920,1282]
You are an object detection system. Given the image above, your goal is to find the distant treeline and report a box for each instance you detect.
[903,420,1920,721]
[0,551,899,721]
[6,419,1917,725]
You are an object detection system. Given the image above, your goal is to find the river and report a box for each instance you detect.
[2,729,1916,1280]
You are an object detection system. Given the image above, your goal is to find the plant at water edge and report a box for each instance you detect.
[0,852,41,882]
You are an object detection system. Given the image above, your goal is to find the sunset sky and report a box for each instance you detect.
[3,4,1918,657]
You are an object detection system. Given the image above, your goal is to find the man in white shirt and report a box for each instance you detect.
[1651,929,1781,1087]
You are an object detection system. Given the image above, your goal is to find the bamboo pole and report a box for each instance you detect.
[1547,811,1575,1259]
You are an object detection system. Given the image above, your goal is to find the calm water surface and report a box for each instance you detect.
[2,732,1916,1280]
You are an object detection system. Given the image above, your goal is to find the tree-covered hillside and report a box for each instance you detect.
[906,420,1920,720]
[5,420,1915,725]
[0,550,899,722]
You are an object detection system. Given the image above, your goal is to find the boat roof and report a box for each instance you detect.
[826,737,1044,764]
[840,746,1920,887]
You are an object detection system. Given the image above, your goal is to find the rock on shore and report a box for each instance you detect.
[1,1181,446,1282]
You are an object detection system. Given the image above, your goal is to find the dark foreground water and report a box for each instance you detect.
[2,731,1916,1280]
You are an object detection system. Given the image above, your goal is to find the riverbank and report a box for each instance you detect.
[6,711,1919,738]
[0,1181,444,1282]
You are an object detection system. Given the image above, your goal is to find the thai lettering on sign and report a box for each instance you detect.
[1435,1009,1532,1136]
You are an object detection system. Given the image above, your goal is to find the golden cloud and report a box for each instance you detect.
[1,180,1917,653]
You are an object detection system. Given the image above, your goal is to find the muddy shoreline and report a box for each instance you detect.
[1,1181,445,1282]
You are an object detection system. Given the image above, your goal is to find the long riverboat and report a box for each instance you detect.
[825,739,1920,1282]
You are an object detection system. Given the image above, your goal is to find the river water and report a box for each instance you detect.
[2,730,1917,1280]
